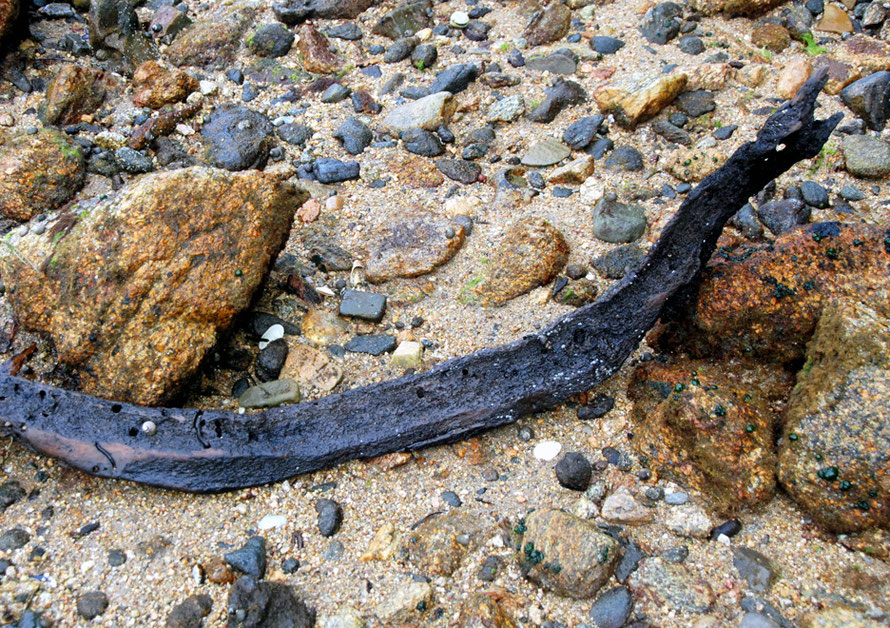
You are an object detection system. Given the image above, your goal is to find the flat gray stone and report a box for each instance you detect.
[521,138,571,167]
[339,290,387,322]
[239,379,301,408]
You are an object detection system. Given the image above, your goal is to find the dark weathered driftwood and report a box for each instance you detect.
[0,70,841,492]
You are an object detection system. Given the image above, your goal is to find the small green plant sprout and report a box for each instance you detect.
[801,33,827,56]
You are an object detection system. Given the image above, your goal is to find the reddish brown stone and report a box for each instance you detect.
[132,60,198,109]
[474,218,569,306]
[165,5,255,69]
[653,223,890,364]
[751,23,790,52]
[38,64,106,126]
[458,594,518,628]
[364,212,466,283]
[0,167,306,405]
[297,24,343,74]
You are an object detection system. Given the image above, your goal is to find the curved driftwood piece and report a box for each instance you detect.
[0,70,841,492]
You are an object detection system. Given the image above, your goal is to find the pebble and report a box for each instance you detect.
[710,519,742,540]
[76,591,109,620]
[843,135,890,178]
[0,527,30,551]
[255,338,288,382]
[601,489,654,524]
[277,123,314,146]
[201,105,272,171]
[224,536,267,578]
[593,195,647,243]
[339,289,387,322]
[316,498,343,537]
[527,53,577,75]
[258,514,287,530]
[436,158,480,183]
[441,491,462,507]
[450,10,470,28]
[312,158,361,183]
[662,545,689,563]
[428,63,479,94]
[675,90,716,118]
[577,393,615,419]
[563,115,603,150]
[533,441,562,461]
[603,146,643,171]
[800,181,830,208]
[485,94,525,123]
[345,334,397,355]
[733,546,776,594]
[640,2,682,44]
[839,184,865,200]
[107,549,127,567]
[115,147,153,173]
[713,124,738,140]
[384,38,416,63]
[518,426,535,441]
[756,199,810,235]
[527,79,587,123]
[247,23,294,58]
[588,586,634,628]
[326,23,362,41]
[0,481,25,511]
[321,83,351,103]
[664,491,689,505]
[239,379,301,408]
[555,452,592,491]
[678,35,705,55]
[521,138,571,167]
[402,127,444,156]
[589,36,625,55]
[333,117,373,155]
[412,44,437,69]
[477,555,501,581]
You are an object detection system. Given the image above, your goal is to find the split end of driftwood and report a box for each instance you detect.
[0,69,841,493]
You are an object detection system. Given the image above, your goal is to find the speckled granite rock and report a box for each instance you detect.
[165,4,255,69]
[778,300,890,533]
[364,212,466,283]
[0,129,85,221]
[628,557,716,615]
[517,509,620,599]
[0,167,306,405]
[799,605,885,628]
[523,1,571,46]
[629,358,791,514]
[400,510,488,577]
[594,72,687,129]
[653,223,890,364]
[458,594,517,628]
[474,218,569,305]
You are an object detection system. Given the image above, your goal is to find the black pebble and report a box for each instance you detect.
[556,452,592,491]
[316,498,343,537]
[281,557,300,573]
[108,549,127,567]
[255,338,288,382]
[710,519,742,540]
[577,394,615,420]
[441,491,462,507]
[225,536,267,578]
[76,591,109,620]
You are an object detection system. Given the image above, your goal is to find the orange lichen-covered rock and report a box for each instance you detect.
[132,60,197,108]
[629,358,793,514]
[0,167,306,405]
[653,222,890,364]
[38,64,106,126]
[0,128,85,221]
[474,218,569,306]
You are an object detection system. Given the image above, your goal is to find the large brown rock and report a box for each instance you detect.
[473,218,568,306]
[517,509,620,599]
[0,0,18,42]
[777,300,890,533]
[653,223,890,364]
[629,358,793,514]
[132,60,198,108]
[0,167,306,405]
[38,64,106,126]
[594,73,687,129]
[165,5,255,69]
[364,212,466,283]
[0,129,85,221]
